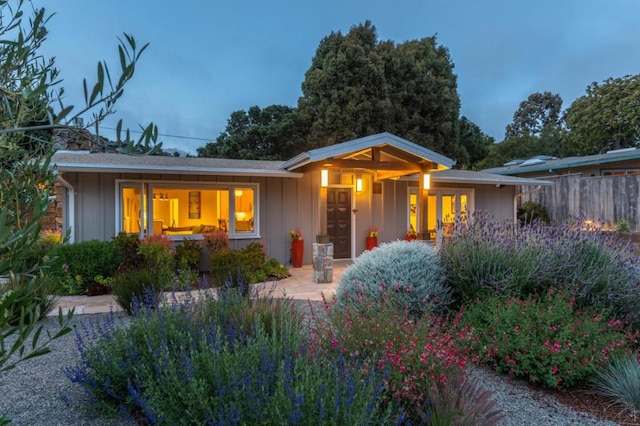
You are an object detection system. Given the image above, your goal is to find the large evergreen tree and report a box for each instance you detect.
[297,21,460,158]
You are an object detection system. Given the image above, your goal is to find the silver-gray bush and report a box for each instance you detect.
[336,240,452,315]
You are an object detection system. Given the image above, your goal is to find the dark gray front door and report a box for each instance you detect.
[327,188,351,259]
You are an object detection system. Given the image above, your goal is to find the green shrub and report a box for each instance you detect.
[616,218,631,233]
[46,240,123,295]
[111,267,165,315]
[209,247,246,291]
[111,232,143,271]
[20,230,63,273]
[174,238,201,271]
[239,242,266,274]
[517,201,550,225]
[459,290,631,389]
[336,240,452,316]
[593,353,640,412]
[440,212,640,323]
[238,242,274,282]
[170,267,200,291]
[207,243,287,292]
[260,258,290,280]
[67,288,393,424]
[138,235,174,290]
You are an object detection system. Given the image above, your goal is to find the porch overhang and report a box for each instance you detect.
[282,132,455,179]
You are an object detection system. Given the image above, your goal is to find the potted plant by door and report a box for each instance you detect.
[366,225,379,250]
[289,227,304,267]
[405,225,418,241]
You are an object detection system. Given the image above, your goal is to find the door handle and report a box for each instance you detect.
[352,209,358,214]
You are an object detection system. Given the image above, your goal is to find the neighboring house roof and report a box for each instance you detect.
[281,132,456,171]
[430,169,553,186]
[52,151,302,178]
[484,148,640,176]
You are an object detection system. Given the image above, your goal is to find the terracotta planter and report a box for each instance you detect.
[366,236,378,250]
[291,239,304,267]
[405,235,417,242]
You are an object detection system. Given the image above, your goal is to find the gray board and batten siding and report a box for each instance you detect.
[59,170,311,266]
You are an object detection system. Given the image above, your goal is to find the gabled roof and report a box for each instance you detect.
[52,151,302,178]
[281,132,456,171]
[430,169,553,186]
[484,148,640,176]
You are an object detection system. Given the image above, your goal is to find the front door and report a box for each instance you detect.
[327,188,351,259]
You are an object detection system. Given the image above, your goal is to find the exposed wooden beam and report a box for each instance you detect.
[375,170,419,180]
[371,147,381,161]
[322,159,421,171]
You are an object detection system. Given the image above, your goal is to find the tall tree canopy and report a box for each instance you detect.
[477,127,569,169]
[478,92,568,169]
[455,116,494,170]
[197,105,302,160]
[297,21,460,158]
[565,74,640,155]
[504,92,563,138]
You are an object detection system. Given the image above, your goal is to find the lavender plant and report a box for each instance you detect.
[66,287,395,424]
[440,212,640,323]
[337,240,452,316]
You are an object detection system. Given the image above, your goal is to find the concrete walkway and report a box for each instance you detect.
[49,261,349,316]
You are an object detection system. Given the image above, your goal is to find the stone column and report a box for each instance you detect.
[312,243,333,283]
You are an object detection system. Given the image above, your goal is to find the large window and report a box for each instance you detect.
[118,181,257,238]
[416,189,473,239]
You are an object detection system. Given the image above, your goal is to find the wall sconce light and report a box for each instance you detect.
[321,169,328,187]
[356,177,363,193]
[423,173,431,190]
[234,189,243,197]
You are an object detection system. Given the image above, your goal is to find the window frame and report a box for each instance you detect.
[115,179,260,240]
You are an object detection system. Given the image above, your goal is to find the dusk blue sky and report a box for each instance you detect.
[40,0,640,154]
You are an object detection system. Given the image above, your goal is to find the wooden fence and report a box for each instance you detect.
[521,174,640,232]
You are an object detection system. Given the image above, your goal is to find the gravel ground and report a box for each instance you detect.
[0,310,619,426]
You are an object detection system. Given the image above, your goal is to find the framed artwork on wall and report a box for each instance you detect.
[188,191,200,219]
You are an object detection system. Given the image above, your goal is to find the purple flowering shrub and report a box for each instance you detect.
[440,212,640,324]
[65,286,395,424]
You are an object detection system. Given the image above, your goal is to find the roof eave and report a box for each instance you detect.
[283,132,456,171]
[55,163,303,178]
[488,152,640,175]
[433,176,553,186]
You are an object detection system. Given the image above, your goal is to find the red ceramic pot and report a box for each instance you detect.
[291,239,304,267]
[366,236,377,250]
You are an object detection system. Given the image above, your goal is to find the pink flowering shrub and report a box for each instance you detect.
[458,289,637,388]
[201,229,229,253]
[309,291,478,419]
[139,235,174,263]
